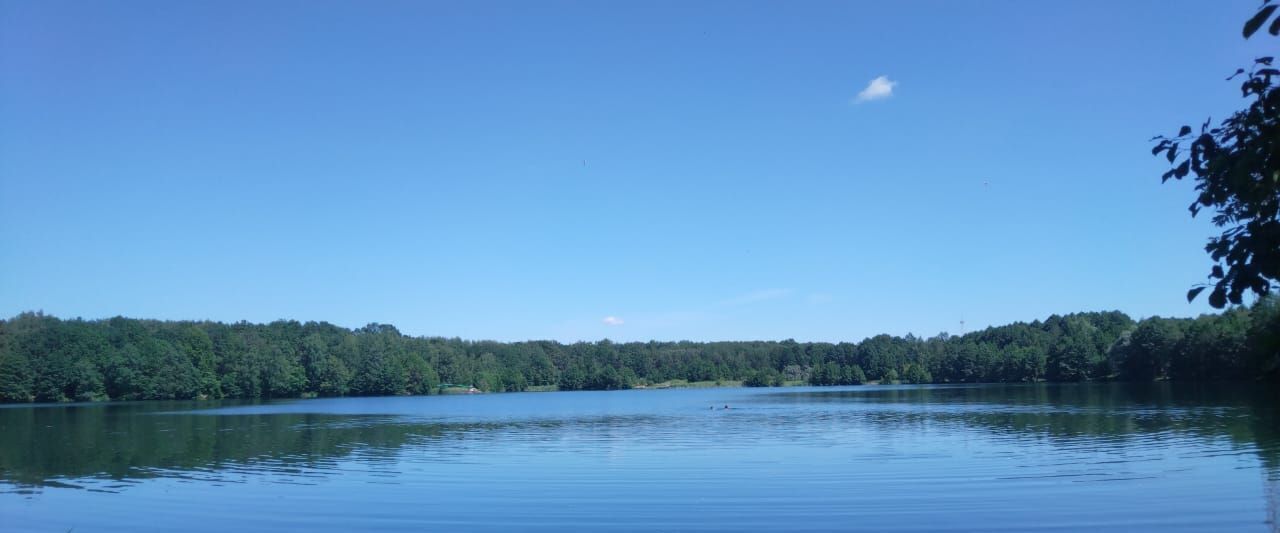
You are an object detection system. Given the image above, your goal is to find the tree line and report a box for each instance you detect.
[0,299,1277,403]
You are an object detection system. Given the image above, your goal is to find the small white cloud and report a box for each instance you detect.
[854,75,897,103]
[602,316,624,326]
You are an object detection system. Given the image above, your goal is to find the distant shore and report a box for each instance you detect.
[443,379,849,394]
[2,308,1274,405]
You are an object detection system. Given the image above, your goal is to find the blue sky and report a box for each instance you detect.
[0,0,1270,342]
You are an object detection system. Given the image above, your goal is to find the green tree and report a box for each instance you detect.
[66,359,105,402]
[1248,295,1280,379]
[847,364,868,385]
[901,363,930,384]
[1047,337,1097,382]
[1154,2,1280,307]
[264,350,306,398]
[1172,310,1251,380]
[1116,318,1185,381]
[744,369,780,387]
[0,339,33,402]
[2,306,1277,404]
[177,326,219,398]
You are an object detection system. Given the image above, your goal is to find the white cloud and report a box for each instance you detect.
[854,75,897,103]
[602,316,624,326]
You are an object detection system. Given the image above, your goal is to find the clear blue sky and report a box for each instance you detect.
[0,0,1270,342]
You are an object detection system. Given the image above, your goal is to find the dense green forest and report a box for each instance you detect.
[1,299,1277,403]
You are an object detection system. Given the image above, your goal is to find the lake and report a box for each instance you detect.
[1,383,1277,532]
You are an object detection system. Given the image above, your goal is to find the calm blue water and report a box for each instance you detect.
[1,384,1277,531]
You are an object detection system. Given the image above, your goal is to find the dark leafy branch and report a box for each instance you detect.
[1154,0,1280,308]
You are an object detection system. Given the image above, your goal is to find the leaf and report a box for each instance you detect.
[1272,14,1280,35]
[1244,5,1277,38]
[1178,125,1192,136]
[1209,287,1227,308]
[1212,265,1224,278]
[1167,143,1178,162]
[1186,286,1206,302]
[1174,160,1190,179]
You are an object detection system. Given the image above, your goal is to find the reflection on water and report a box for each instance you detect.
[765,384,1280,468]
[0,404,675,492]
[1,384,1277,532]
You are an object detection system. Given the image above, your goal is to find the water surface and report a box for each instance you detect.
[1,384,1277,531]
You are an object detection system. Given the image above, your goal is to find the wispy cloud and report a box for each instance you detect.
[723,288,794,306]
[806,293,833,305]
[854,75,897,103]
[602,316,624,326]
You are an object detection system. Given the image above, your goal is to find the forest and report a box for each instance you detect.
[0,298,1277,403]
